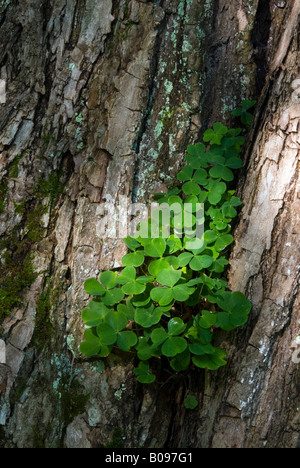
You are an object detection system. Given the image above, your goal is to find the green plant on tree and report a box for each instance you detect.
[80,102,255,384]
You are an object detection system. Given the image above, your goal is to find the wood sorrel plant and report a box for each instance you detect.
[80,102,255,384]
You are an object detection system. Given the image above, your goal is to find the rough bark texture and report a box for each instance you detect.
[0,0,299,448]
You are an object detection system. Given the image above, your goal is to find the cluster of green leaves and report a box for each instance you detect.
[80,102,255,384]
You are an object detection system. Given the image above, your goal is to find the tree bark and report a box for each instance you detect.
[0,0,299,448]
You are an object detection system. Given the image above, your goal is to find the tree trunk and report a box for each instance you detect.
[0,0,299,448]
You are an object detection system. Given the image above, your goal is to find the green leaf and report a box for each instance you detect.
[189,342,214,355]
[144,238,166,258]
[84,278,105,296]
[96,324,117,345]
[182,181,201,196]
[133,361,156,384]
[193,168,208,184]
[209,165,234,182]
[100,271,117,289]
[117,266,136,284]
[165,256,180,270]
[117,331,138,351]
[216,291,252,327]
[106,311,128,332]
[122,282,146,296]
[148,259,170,276]
[123,236,141,251]
[177,165,194,182]
[81,302,110,327]
[215,312,235,331]
[150,287,174,306]
[215,234,234,252]
[167,236,182,254]
[156,268,182,288]
[192,348,227,370]
[203,123,228,145]
[178,252,193,267]
[221,204,237,218]
[198,310,217,329]
[204,230,218,244]
[185,143,208,169]
[117,303,135,321]
[136,337,153,360]
[225,157,243,169]
[207,190,222,205]
[190,255,214,271]
[161,337,188,357]
[135,305,163,328]
[80,329,102,357]
[132,288,152,307]
[151,327,168,346]
[168,317,186,336]
[102,288,125,306]
[184,395,198,410]
[122,251,145,267]
[170,349,191,372]
[172,284,195,302]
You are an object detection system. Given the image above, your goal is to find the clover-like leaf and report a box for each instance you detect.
[96,324,118,346]
[190,255,214,271]
[214,234,234,252]
[170,349,191,372]
[122,251,145,267]
[156,267,182,288]
[106,311,128,332]
[168,317,186,336]
[151,327,168,347]
[148,258,170,276]
[84,278,105,296]
[209,165,234,182]
[185,143,209,169]
[189,342,215,356]
[192,348,227,370]
[123,236,141,251]
[101,288,125,306]
[135,305,163,328]
[117,266,136,284]
[136,337,153,360]
[162,337,188,357]
[150,287,174,306]
[172,284,195,302]
[198,310,217,329]
[81,301,110,327]
[100,271,118,289]
[144,238,166,258]
[117,331,138,351]
[182,181,201,196]
[133,361,156,384]
[177,165,194,182]
[122,282,146,296]
[184,395,199,410]
[203,123,228,145]
[80,329,102,357]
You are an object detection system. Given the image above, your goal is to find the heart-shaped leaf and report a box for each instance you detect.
[117,331,137,351]
[162,337,188,357]
[84,278,105,296]
[133,361,156,384]
[168,317,186,336]
[81,302,110,327]
[122,251,145,267]
[96,324,117,346]
[156,268,182,288]
[144,238,166,258]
